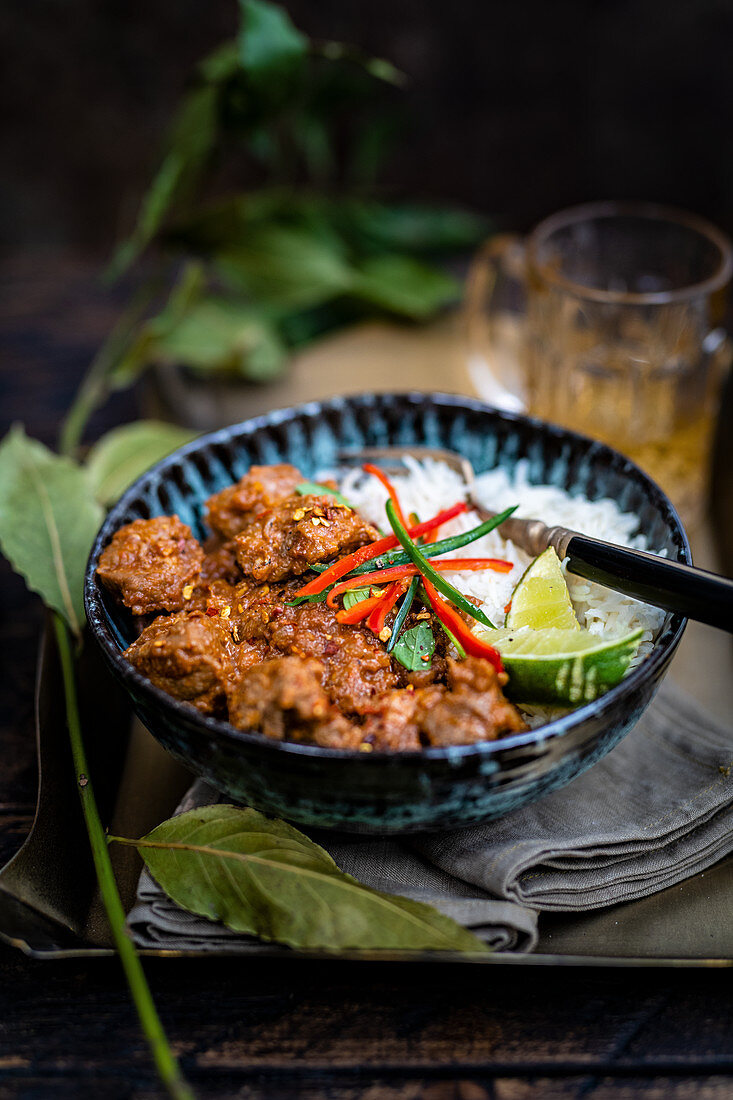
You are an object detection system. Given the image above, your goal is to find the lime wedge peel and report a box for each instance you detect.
[481,626,644,706]
[506,546,580,631]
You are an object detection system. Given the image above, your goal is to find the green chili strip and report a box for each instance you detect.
[386,575,419,653]
[385,500,494,628]
[411,582,467,658]
[348,505,518,577]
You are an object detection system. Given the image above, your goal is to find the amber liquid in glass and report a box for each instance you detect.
[524,286,720,527]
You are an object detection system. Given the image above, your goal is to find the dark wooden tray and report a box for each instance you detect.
[0,622,730,967]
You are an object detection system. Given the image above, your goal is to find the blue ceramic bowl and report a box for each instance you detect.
[84,393,689,833]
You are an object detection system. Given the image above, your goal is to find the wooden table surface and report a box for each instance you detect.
[1,252,732,1100]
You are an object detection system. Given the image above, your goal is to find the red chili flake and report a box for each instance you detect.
[205,606,219,617]
[504,600,512,615]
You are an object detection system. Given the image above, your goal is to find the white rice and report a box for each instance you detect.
[335,457,665,695]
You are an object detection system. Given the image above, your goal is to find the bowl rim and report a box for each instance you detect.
[84,391,690,764]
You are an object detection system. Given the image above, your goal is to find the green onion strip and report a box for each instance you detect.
[386,575,419,653]
[384,499,495,629]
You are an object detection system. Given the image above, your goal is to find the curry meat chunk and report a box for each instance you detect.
[200,537,242,584]
[96,516,204,616]
[362,658,526,750]
[265,599,399,713]
[361,690,422,752]
[228,656,362,749]
[414,657,527,747]
[125,610,247,715]
[233,494,378,583]
[205,464,303,540]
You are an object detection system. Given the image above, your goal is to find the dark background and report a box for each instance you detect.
[4,0,733,255]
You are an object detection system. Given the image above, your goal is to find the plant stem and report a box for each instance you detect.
[58,282,157,459]
[52,614,195,1100]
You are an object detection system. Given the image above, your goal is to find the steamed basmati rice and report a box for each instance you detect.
[335,456,665,683]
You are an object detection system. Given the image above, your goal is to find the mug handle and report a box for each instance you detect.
[463,234,528,412]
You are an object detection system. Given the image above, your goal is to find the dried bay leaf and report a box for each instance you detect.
[86,421,197,506]
[0,426,103,636]
[131,805,488,953]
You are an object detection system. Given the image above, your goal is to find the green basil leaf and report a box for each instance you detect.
[295,481,352,507]
[342,201,488,255]
[130,805,487,952]
[0,426,103,637]
[237,0,308,86]
[85,422,197,507]
[215,225,353,309]
[393,622,435,672]
[151,296,289,381]
[351,254,458,319]
[342,586,372,611]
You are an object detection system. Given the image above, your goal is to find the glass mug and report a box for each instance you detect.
[464,201,733,529]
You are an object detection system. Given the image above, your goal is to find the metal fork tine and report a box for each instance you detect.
[335,446,476,488]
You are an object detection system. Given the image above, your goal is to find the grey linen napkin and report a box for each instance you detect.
[127,681,732,954]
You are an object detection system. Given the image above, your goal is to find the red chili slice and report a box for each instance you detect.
[335,593,387,625]
[362,463,409,528]
[325,558,514,609]
[366,580,406,635]
[294,502,467,598]
[422,578,503,672]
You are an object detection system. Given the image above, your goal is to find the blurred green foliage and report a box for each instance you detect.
[105,0,488,382]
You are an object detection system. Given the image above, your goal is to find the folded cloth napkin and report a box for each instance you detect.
[127,681,732,954]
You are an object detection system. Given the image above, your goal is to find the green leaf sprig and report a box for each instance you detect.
[60,0,489,454]
[385,499,494,629]
[110,806,488,954]
[0,427,103,637]
[393,621,435,672]
[295,480,353,507]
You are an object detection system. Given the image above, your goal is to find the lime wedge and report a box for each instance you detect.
[481,626,643,705]
[506,546,580,631]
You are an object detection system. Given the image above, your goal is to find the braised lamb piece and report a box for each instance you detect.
[97,463,526,750]
[205,463,303,540]
[265,599,399,712]
[126,611,238,714]
[233,494,377,583]
[96,516,204,616]
[412,657,527,747]
[228,657,362,749]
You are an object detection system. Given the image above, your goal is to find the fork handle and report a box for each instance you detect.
[564,535,733,633]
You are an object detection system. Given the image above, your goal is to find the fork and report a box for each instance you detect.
[336,446,733,633]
